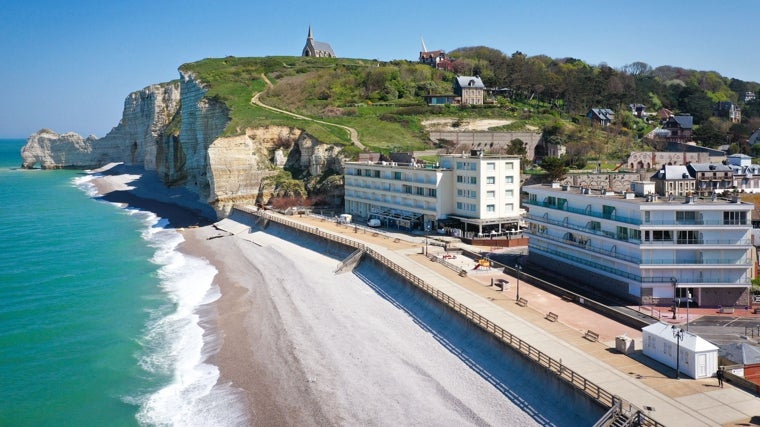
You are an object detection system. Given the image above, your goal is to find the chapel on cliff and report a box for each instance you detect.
[302,26,336,58]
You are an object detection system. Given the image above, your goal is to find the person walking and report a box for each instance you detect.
[717,367,724,388]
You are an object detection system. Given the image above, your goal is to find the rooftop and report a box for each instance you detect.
[525,183,752,207]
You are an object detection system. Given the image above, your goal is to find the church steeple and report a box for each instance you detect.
[307,25,313,40]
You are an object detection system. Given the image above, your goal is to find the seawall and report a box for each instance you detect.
[231,206,618,422]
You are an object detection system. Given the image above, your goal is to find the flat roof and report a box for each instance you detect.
[524,183,753,207]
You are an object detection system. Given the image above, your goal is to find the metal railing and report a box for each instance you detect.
[233,205,663,425]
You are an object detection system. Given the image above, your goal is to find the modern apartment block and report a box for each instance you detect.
[343,152,521,234]
[524,181,754,307]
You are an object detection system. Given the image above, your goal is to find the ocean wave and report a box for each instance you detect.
[73,174,246,426]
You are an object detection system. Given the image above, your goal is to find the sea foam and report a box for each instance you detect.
[75,176,247,426]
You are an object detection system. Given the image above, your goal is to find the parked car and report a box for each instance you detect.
[367,218,381,228]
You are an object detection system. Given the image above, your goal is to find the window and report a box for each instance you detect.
[676,211,697,224]
[677,230,700,244]
[486,176,496,184]
[652,230,672,241]
[486,190,496,199]
[724,211,747,225]
[457,189,464,197]
[504,162,514,170]
[616,226,629,240]
[505,203,514,212]
[456,202,463,210]
[402,185,412,194]
[589,221,601,231]
[416,187,425,196]
[428,188,436,197]
[393,171,402,180]
[373,170,380,178]
[505,176,514,184]
[486,162,496,171]
[469,176,477,184]
[547,196,557,207]
[505,189,514,198]
[602,205,615,219]
[486,204,495,212]
[456,175,464,183]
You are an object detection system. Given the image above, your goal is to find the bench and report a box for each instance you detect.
[545,312,559,322]
[584,330,600,342]
[516,297,528,307]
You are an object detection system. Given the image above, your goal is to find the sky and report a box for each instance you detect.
[1,0,757,139]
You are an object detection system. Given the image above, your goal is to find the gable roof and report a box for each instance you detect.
[686,163,733,173]
[588,108,615,121]
[455,76,484,89]
[666,115,694,129]
[652,165,691,180]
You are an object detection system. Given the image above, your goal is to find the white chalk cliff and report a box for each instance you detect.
[21,71,347,218]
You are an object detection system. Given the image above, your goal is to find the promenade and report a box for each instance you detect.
[248,210,760,426]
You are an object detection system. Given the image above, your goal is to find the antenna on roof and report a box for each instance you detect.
[421,36,428,53]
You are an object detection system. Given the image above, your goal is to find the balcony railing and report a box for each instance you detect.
[527,232,641,264]
[528,214,641,245]
[524,200,641,225]
[529,240,750,284]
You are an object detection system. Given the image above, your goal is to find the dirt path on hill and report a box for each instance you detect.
[251,74,365,150]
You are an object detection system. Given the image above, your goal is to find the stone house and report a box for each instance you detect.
[587,108,615,126]
[454,76,484,105]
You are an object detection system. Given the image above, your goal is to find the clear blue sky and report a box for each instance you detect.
[1,0,756,138]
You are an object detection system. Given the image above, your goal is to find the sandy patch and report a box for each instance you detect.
[421,118,513,131]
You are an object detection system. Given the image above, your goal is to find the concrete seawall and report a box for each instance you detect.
[232,206,616,423]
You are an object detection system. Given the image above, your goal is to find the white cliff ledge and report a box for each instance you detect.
[21,71,347,218]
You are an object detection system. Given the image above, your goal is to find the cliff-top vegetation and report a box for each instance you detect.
[180,51,760,164]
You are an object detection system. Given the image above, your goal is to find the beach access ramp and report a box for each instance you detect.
[213,218,251,235]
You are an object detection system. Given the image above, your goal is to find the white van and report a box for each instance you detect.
[338,214,352,224]
[367,218,381,228]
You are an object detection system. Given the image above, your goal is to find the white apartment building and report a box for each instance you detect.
[524,182,754,307]
[343,152,521,234]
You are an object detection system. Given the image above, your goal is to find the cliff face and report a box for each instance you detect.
[22,82,182,170]
[21,71,347,218]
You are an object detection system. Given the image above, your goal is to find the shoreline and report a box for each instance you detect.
[85,164,596,426]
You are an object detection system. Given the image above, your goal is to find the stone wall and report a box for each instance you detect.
[429,131,542,160]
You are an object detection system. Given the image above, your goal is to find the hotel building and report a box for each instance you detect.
[343,152,521,235]
[524,182,754,307]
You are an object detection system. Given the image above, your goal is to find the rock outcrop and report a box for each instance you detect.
[21,70,347,218]
[22,82,182,170]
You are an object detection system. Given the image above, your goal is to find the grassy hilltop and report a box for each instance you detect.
[179,56,608,159]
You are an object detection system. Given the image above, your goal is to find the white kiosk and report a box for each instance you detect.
[642,322,719,379]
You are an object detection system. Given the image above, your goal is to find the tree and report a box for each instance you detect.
[540,156,568,182]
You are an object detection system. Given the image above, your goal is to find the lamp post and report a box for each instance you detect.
[686,291,691,332]
[671,325,684,379]
[515,263,523,302]
[671,276,678,320]
[424,225,430,256]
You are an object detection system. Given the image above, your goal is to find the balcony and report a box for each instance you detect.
[524,199,641,225]
[528,214,640,244]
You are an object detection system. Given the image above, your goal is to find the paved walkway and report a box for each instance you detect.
[261,213,760,426]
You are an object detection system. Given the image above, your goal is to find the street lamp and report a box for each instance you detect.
[515,263,523,302]
[671,325,684,379]
[686,291,691,332]
[424,225,430,256]
[671,276,678,320]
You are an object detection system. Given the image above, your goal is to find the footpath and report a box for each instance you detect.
[244,210,760,426]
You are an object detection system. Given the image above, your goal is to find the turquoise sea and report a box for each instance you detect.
[0,139,221,426]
